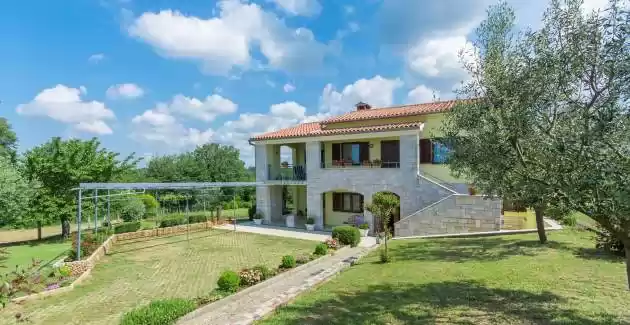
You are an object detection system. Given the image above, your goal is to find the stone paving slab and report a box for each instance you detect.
[177,245,375,325]
[215,223,377,248]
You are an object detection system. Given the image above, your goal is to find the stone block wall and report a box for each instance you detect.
[395,195,502,237]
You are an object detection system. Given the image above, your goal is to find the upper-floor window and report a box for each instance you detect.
[332,142,369,165]
[420,138,452,164]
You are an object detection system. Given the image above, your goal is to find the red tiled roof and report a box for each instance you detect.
[250,121,423,141]
[322,100,459,124]
[250,99,464,141]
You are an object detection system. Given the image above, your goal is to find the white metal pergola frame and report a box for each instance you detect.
[74,182,261,259]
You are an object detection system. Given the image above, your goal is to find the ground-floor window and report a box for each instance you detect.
[332,192,363,213]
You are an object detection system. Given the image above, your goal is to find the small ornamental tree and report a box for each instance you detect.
[365,192,400,262]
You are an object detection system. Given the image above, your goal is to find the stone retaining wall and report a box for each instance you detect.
[395,195,502,237]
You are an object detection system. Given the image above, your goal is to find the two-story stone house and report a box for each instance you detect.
[249,100,501,237]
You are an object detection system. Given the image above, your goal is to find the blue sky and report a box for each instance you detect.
[0,0,605,165]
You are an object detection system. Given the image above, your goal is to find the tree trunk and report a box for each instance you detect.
[534,207,547,244]
[61,219,71,239]
[625,241,630,290]
[37,221,42,240]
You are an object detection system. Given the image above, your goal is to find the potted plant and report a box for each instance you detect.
[305,217,316,231]
[358,223,370,237]
[372,159,382,168]
[253,211,264,225]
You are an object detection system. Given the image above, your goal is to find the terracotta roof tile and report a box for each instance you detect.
[250,99,465,141]
[250,121,422,141]
[322,99,459,124]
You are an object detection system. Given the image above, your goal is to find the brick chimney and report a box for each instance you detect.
[355,102,371,111]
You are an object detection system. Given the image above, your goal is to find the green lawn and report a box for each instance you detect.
[2,237,70,269]
[2,229,313,325]
[259,230,629,325]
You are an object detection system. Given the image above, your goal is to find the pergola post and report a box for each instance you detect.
[94,189,98,232]
[77,189,82,260]
[107,189,111,226]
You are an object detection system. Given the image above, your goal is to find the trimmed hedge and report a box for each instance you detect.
[119,298,196,325]
[332,226,361,247]
[114,221,142,234]
[188,213,208,224]
[280,255,296,269]
[159,216,186,228]
[314,243,328,256]
[159,214,209,228]
[217,270,240,293]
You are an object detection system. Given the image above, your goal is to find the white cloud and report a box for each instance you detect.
[131,107,214,148]
[128,0,327,75]
[162,94,237,122]
[344,5,355,15]
[88,53,106,64]
[270,0,321,16]
[407,32,474,80]
[16,85,115,135]
[407,85,438,103]
[283,83,296,92]
[106,83,145,99]
[336,22,360,40]
[320,75,404,115]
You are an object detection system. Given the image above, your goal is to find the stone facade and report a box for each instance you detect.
[254,133,495,236]
[395,195,502,237]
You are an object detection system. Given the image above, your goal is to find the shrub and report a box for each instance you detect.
[187,213,208,224]
[314,243,328,256]
[69,232,102,260]
[306,217,315,225]
[193,290,227,307]
[120,298,196,325]
[332,226,361,247]
[324,238,340,250]
[57,265,71,277]
[238,268,264,286]
[295,254,311,264]
[248,204,256,221]
[159,216,186,228]
[251,265,273,280]
[217,270,240,293]
[596,227,625,256]
[359,223,369,230]
[137,194,159,217]
[280,255,296,269]
[119,197,146,222]
[114,221,142,234]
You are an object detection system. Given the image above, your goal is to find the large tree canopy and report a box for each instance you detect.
[0,118,17,163]
[445,0,630,288]
[23,137,137,237]
[0,156,32,228]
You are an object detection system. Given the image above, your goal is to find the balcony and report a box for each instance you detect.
[321,160,400,169]
[267,164,307,181]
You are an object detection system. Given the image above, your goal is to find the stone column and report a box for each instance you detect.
[255,186,272,223]
[254,144,269,182]
[307,189,323,230]
[399,133,419,174]
[305,141,323,229]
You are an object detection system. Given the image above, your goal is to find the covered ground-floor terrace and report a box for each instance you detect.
[256,185,400,234]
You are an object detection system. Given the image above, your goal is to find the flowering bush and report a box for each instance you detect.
[57,265,71,277]
[238,268,263,286]
[324,238,340,250]
[296,255,312,265]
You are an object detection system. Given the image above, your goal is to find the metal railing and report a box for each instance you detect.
[320,161,400,169]
[267,164,307,181]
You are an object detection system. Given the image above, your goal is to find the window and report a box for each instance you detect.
[332,142,369,165]
[420,138,452,164]
[332,192,363,213]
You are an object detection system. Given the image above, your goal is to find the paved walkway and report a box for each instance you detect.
[177,245,374,325]
[216,223,377,247]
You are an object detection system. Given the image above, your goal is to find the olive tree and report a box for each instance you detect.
[365,192,400,262]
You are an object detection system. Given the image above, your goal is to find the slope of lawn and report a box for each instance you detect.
[259,230,629,325]
[2,229,314,325]
[2,236,69,269]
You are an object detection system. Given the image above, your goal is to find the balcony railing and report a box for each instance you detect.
[321,160,400,169]
[267,164,307,181]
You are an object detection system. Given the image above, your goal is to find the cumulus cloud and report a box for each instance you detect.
[16,85,115,135]
[320,75,403,115]
[106,83,145,99]
[128,0,328,75]
[283,83,296,92]
[270,0,321,16]
[88,53,106,64]
[131,108,214,148]
[407,85,438,103]
[161,94,237,122]
[407,31,475,82]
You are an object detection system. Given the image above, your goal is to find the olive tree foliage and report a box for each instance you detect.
[23,137,138,238]
[445,0,630,288]
[0,156,32,228]
[365,192,400,263]
[0,118,17,163]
